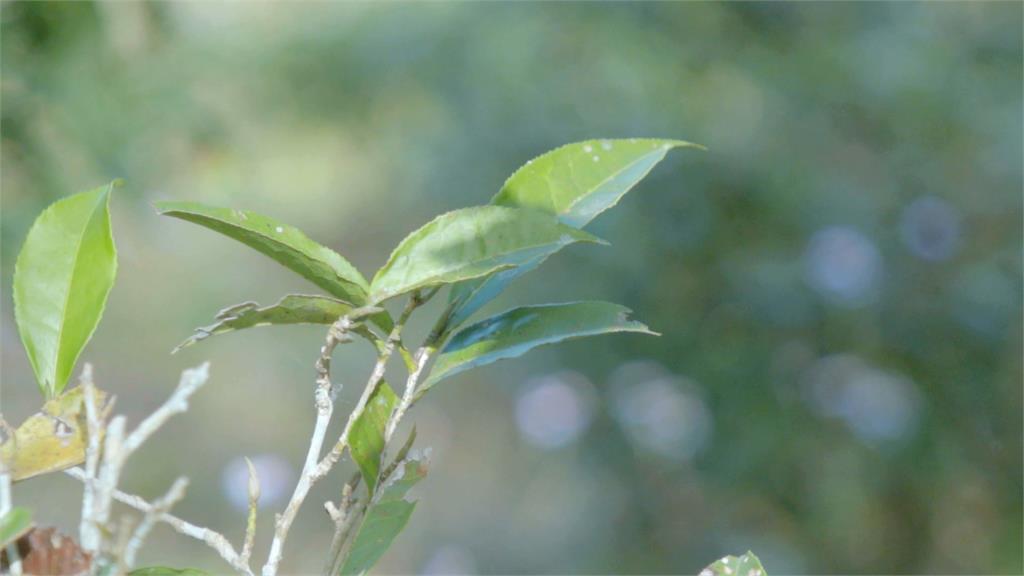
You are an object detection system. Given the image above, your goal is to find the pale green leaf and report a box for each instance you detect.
[155,202,370,305]
[340,457,428,576]
[700,551,767,576]
[0,507,33,549]
[446,138,701,329]
[493,138,703,228]
[370,206,602,303]
[14,183,118,397]
[424,301,656,392]
[349,380,398,495]
[173,294,388,353]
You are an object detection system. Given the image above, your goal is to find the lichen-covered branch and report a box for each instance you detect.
[121,477,189,569]
[66,467,252,574]
[69,363,259,575]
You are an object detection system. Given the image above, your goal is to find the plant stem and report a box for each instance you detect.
[65,467,252,575]
[326,321,441,574]
[262,297,424,576]
[1,471,23,576]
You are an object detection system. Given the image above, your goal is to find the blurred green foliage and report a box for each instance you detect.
[1,2,1020,574]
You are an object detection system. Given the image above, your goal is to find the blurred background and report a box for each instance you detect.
[1,2,1021,574]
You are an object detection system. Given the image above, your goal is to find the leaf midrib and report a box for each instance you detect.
[51,191,107,396]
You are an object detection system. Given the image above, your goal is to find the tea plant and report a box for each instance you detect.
[1,139,763,575]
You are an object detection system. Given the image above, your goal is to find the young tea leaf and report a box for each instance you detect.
[0,386,111,482]
[348,381,398,495]
[0,507,33,549]
[339,457,428,576]
[173,294,387,353]
[423,301,656,393]
[155,202,370,305]
[14,183,118,398]
[494,138,703,228]
[446,139,701,330]
[370,206,602,303]
[700,551,767,576]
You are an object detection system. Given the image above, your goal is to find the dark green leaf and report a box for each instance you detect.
[339,457,428,576]
[349,380,398,495]
[128,568,210,576]
[424,301,656,392]
[370,206,602,303]
[172,294,389,353]
[700,551,766,576]
[0,507,33,548]
[493,138,703,228]
[14,183,118,398]
[446,139,701,329]
[155,202,370,305]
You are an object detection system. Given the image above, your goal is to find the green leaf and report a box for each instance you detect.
[444,255,544,330]
[424,301,656,392]
[349,380,398,495]
[14,183,118,398]
[700,551,767,576]
[155,202,370,305]
[446,138,701,330]
[370,206,601,303]
[128,568,210,576]
[172,294,389,353]
[493,138,703,228]
[340,457,428,576]
[0,507,33,549]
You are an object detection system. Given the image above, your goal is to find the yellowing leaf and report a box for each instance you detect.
[0,386,110,482]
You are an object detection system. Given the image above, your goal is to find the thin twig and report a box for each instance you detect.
[121,477,189,569]
[322,472,362,574]
[326,305,441,574]
[241,458,260,566]
[260,316,348,576]
[1,471,22,576]
[93,414,126,540]
[311,299,418,481]
[79,364,104,550]
[326,498,368,576]
[384,348,433,443]
[121,363,210,457]
[262,298,424,576]
[70,363,254,574]
[65,467,252,575]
